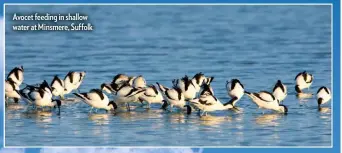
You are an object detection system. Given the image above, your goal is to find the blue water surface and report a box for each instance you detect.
[4,5,332,146]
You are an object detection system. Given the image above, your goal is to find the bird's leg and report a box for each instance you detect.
[205,112,208,116]
[200,111,206,117]
[139,98,144,108]
[95,109,98,113]
[126,103,131,111]
[233,106,240,111]
[89,107,93,114]
[13,98,19,103]
[169,105,173,112]
[60,95,65,100]
[197,109,201,115]
[5,96,8,107]
[77,89,81,93]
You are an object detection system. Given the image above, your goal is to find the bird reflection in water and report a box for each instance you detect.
[199,115,232,127]
[88,114,110,125]
[116,109,164,122]
[318,107,331,114]
[21,110,53,125]
[6,103,25,111]
[296,93,314,99]
[255,114,283,126]
[168,112,188,124]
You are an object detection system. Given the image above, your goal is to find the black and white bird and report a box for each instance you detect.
[225,79,245,106]
[51,75,65,99]
[272,80,287,103]
[133,75,147,89]
[138,84,164,108]
[192,72,211,92]
[7,66,24,87]
[73,89,117,113]
[5,78,21,104]
[112,83,146,111]
[295,71,313,97]
[156,82,187,112]
[316,86,331,107]
[19,84,38,105]
[199,84,214,96]
[173,73,213,100]
[190,94,234,116]
[245,91,288,113]
[101,74,135,94]
[64,71,86,95]
[204,76,215,85]
[173,75,198,101]
[19,80,61,112]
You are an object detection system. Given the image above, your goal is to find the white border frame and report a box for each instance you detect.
[2,3,334,148]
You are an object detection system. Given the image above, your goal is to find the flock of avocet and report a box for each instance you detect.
[5,66,332,116]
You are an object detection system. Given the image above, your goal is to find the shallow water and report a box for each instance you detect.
[4,5,331,146]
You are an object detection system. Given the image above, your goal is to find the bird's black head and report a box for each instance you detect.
[108,101,118,110]
[230,79,244,90]
[295,85,302,93]
[276,80,282,84]
[318,98,323,107]
[100,83,106,90]
[206,76,214,85]
[200,84,213,96]
[279,104,288,114]
[53,99,62,113]
[161,100,169,110]
[55,100,62,107]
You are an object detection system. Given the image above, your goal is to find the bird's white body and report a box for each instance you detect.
[51,75,65,97]
[113,84,145,110]
[7,66,24,87]
[74,89,114,111]
[245,91,287,113]
[31,90,55,107]
[113,74,130,85]
[272,80,287,103]
[133,75,147,89]
[166,89,186,109]
[5,80,21,100]
[174,73,210,100]
[64,71,86,94]
[190,95,233,112]
[226,79,245,106]
[23,83,56,108]
[317,86,331,106]
[139,85,164,105]
[176,78,198,100]
[295,71,313,92]
[157,83,186,111]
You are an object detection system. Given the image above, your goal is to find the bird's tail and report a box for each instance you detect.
[73,93,86,101]
[244,91,251,95]
[101,83,115,94]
